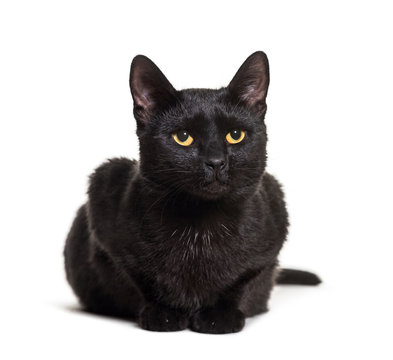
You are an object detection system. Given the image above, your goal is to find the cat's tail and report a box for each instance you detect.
[276,268,322,285]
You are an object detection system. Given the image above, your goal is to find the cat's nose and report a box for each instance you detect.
[205,157,227,171]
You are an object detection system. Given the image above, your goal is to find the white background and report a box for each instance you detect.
[1,0,392,359]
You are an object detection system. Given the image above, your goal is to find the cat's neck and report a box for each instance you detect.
[133,174,253,219]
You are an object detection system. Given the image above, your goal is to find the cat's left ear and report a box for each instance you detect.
[228,51,270,114]
[130,55,177,125]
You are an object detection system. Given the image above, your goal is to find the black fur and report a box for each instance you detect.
[276,269,321,285]
[64,51,320,334]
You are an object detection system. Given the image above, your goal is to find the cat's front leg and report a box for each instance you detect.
[189,268,265,334]
[190,291,246,334]
[190,304,245,334]
[139,303,189,332]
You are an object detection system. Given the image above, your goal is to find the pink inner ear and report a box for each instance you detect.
[228,52,270,112]
[131,69,154,111]
[242,79,268,107]
[130,73,156,123]
[135,88,154,111]
[242,63,268,104]
[130,55,177,124]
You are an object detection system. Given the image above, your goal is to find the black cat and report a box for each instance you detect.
[64,51,321,334]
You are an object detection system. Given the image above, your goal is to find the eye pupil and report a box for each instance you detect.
[230,130,241,140]
[177,131,189,142]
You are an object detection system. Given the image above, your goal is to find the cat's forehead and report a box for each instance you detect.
[178,88,226,114]
[180,88,224,102]
[163,88,256,130]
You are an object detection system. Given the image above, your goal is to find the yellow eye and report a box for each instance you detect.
[173,130,194,146]
[226,130,245,144]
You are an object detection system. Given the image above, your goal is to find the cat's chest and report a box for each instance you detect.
[140,221,253,306]
[164,223,234,260]
[151,220,243,257]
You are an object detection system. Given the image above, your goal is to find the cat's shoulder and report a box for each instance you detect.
[86,158,138,238]
[88,157,138,197]
[259,172,288,228]
[261,172,283,191]
[259,172,285,201]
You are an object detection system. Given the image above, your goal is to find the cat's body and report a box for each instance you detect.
[64,52,320,333]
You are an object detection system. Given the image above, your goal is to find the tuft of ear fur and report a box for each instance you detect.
[129,55,177,125]
[228,51,270,115]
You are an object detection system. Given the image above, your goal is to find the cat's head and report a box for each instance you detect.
[129,52,270,201]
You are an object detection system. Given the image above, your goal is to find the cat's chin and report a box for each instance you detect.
[196,180,229,200]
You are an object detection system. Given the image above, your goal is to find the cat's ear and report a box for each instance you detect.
[228,51,270,114]
[130,55,177,124]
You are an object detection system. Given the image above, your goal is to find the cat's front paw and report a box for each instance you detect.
[139,304,189,332]
[190,307,245,334]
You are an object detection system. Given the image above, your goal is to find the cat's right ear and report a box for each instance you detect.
[130,55,177,125]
